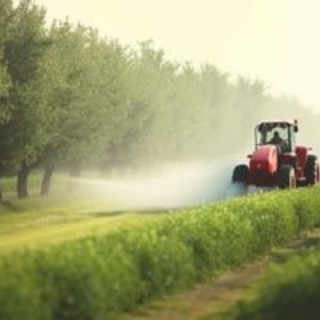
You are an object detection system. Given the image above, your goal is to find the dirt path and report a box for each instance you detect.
[123,229,320,320]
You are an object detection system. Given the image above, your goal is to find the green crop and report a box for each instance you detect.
[233,242,320,320]
[0,187,320,320]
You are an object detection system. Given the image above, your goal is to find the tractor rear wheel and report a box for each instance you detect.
[278,165,296,189]
[305,156,318,185]
[232,165,249,184]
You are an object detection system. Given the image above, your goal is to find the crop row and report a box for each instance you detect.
[1,188,320,320]
[233,240,320,320]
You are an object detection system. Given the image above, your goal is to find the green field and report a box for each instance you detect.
[0,174,167,255]
[1,176,320,320]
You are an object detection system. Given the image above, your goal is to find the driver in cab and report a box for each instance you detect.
[267,131,287,152]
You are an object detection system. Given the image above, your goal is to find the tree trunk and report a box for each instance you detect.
[17,163,32,199]
[40,165,55,196]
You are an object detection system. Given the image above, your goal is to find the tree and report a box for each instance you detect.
[0,0,13,125]
[0,0,50,198]
[0,0,13,200]
[34,22,133,194]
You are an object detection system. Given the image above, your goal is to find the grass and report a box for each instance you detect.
[0,173,168,254]
[0,187,320,319]
[0,212,165,255]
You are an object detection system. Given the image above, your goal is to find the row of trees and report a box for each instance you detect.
[0,0,318,199]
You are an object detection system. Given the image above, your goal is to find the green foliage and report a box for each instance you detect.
[289,187,320,230]
[0,0,13,125]
[157,206,253,277]
[230,188,320,320]
[233,241,320,320]
[0,188,320,319]
[0,0,49,173]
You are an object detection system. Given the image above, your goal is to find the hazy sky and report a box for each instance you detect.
[32,0,320,112]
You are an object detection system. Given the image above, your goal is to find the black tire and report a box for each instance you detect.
[305,155,318,185]
[277,165,296,189]
[232,165,249,184]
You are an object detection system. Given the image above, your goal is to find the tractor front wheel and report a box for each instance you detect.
[278,165,296,189]
[232,165,249,184]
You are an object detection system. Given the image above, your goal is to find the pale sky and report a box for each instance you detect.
[31,0,320,112]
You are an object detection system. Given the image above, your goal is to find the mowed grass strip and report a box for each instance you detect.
[0,187,320,320]
[0,212,164,255]
[0,173,168,254]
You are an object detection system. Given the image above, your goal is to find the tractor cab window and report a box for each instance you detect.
[257,123,294,152]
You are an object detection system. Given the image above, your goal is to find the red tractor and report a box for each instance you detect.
[232,120,320,189]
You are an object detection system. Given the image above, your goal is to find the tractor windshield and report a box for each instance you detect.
[256,123,295,152]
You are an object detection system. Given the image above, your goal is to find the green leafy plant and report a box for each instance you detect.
[0,188,320,319]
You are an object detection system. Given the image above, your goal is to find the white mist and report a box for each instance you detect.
[70,157,249,211]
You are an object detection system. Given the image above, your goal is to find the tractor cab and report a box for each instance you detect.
[255,121,298,153]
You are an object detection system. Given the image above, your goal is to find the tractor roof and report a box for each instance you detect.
[256,120,298,132]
